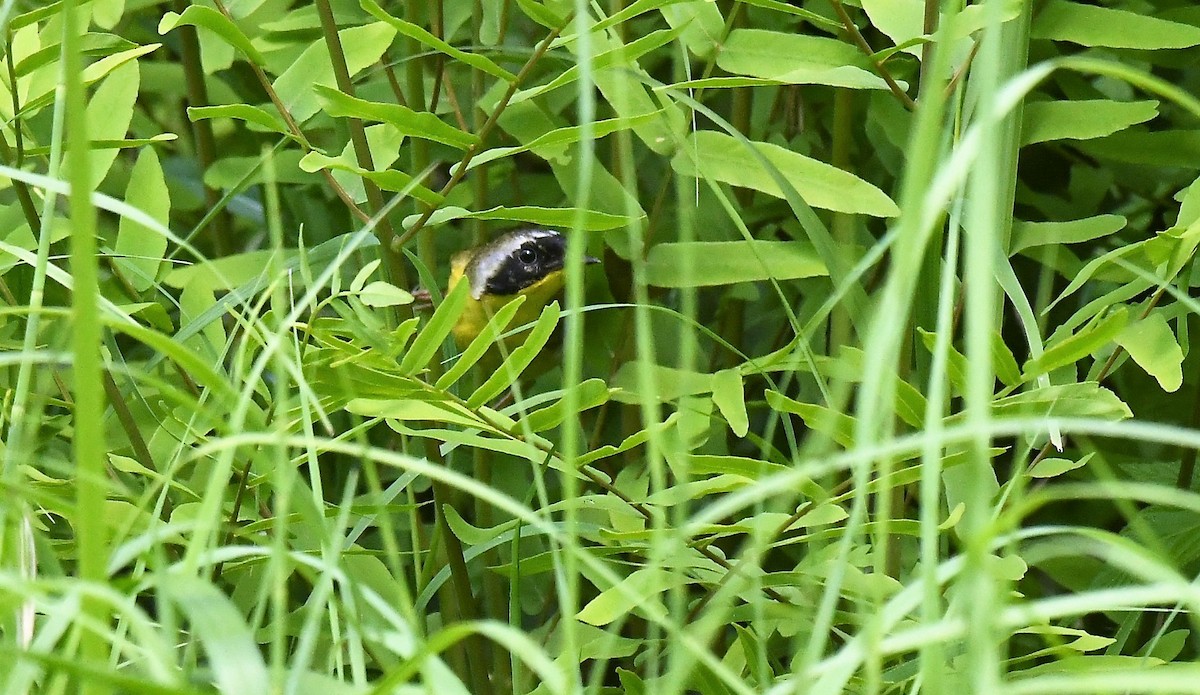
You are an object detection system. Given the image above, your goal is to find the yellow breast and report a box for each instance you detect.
[449,252,567,348]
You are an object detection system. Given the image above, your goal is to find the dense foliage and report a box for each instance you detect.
[4,0,1200,693]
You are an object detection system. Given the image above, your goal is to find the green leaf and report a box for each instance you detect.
[716,29,897,90]
[162,577,269,695]
[1029,452,1094,479]
[989,383,1133,421]
[553,0,693,47]
[1031,0,1200,49]
[1023,308,1129,380]
[1011,215,1127,253]
[389,420,566,471]
[348,397,497,432]
[1078,130,1200,168]
[860,0,930,57]
[314,85,479,149]
[1044,242,1147,314]
[515,0,567,28]
[1018,624,1113,653]
[611,362,714,403]
[672,130,900,217]
[11,3,61,31]
[462,111,666,172]
[204,150,317,189]
[767,391,856,447]
[158,6,264,64]
[468,302,562,408]
[441,505,518,547]
[618,669,648,695]
[70,60,140,189]
[360,0,516,82]
[114,148,170,293]
[397,280,471,375]
[660,1,724,59]
[272,23,397,122]
[1143,629,1189,662]
[435,297,527,389]
[514,28,685,107]
[686,455,789,480]
[491,97,645,221]
[521,379,611,432]
[577,568,672,626]
[188,104,290,137]
[992,332,1023,389]
[15,32,137,78]
[401,205,638,232]
[357,281,414,308]
[918,328,968,393]
[1116,313,1184,393]
[657,76,793,90]
[591,72,683,157]
[644,240,827,288]
[349,260,380,293]
[710,369,749,437]
[1021,100,1158,145]
[577,413,679,466]
[862,0,1020,58]
[298,150,444,206]
[736,0,840,28]
[22,134,178,158]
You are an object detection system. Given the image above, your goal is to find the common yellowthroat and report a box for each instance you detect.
[449,228,599,347]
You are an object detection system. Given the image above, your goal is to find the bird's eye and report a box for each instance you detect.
[517,247,538,264]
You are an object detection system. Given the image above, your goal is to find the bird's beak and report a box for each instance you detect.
[585,255,601,265]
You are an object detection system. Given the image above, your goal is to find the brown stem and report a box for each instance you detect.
[315,0,408,290]
[101,370,167,519]
[431,479,492,695]
[211,0,371,224]
[0,130,40,235]
[944,41,980,102]
[828,0,916,110]
[919,0,939,89]
[392,18,569,250]
[174,0,232,256]
[381,50,410,108]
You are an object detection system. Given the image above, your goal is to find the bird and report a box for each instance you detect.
[448,228,599,348]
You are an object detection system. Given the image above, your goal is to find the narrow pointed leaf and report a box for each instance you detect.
[114,147,170,292]
[158,6,263,64]
[716,29,896,90]
[1021,100,1158,145]
[401,204,638,231]
[645,240,827,287]
[1116,313,1184,393]
[468,302,561,408]
[435,296,527,390]
[361,0,516,82]
[711,369,749,437]
[398,280,470,374]
[672,130,899,217]
[521,379,611,432]
[1032,0,1200,49]
[315,85,480,149]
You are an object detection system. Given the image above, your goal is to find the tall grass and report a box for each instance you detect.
[2,0,1200,694]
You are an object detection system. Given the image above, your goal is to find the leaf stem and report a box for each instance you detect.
[392,18,569,250]
[173,0,232,256]
[316,0,409,290]
[211,0,372,225]
[828,0,916,110]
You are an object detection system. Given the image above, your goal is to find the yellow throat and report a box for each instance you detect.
[446,229,594,348]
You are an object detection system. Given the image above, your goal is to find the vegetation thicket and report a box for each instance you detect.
[3,0,1200,693]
